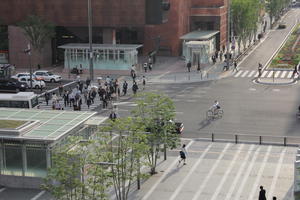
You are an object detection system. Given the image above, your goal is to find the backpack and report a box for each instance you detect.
[179,151,185,157]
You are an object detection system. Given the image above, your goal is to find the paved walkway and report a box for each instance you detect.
[128,140,296,200]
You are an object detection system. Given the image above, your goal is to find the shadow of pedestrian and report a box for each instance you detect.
[161,164,184,183]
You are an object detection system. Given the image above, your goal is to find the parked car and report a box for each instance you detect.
[278,23,286,29]
[18,77,46,89]
[0,79,27,92]
[11,72,36,80]
[33,70,62,83]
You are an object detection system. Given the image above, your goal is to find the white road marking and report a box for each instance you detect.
[254,72,259,77]
[234,146,262,200]
[248,146,272,200]
[261,71,268,77]
[275,71,280,78]
[234,71,243,77]
[249,88,256,91]
[273,89,280,92]
[267,71,274,78]
[186,99,197,102]
[168,144,213,200]
[248,70,255,77]
[287,71,293,78]
[141,141,195,200]
[241,70,249,77]
[0,188,6,193]
[267,148,287,200]
[31,191,46,200]
[210,144,245,200]
[281,71,287,78]
[224,145,255,200]
[191,143,231,200]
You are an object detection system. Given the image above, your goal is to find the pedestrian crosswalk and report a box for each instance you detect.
[233,70,295,79]
[134,140,295,200]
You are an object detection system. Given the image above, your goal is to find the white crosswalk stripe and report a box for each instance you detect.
[234,71,243,77]
[287,71,293,78]
[241,70,249,77]
[267,71,273,78]
[247,71,255,77]
[261,71,268,77]
[281,71,287,78]
[233,70,293,79]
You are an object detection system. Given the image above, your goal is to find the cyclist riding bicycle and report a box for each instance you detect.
[211,100,221,114]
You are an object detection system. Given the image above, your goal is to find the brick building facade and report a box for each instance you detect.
[0,0,228,67]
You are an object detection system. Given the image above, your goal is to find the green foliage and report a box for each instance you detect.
[99,117,149,200]
[42,137,112,200]
[18,15,55,52]
[131,92,180,174]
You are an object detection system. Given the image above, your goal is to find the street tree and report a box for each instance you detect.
[18,15,55,66]
[131,92,180,175]
[42,137,112,200]
[99,117,149,200]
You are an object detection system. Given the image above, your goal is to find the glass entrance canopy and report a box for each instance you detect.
[0,108,96,178]
[59,43,143,71]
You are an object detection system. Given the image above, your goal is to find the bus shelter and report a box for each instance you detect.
[59,43,143,71]
[180,30,219,64]
[0,108,106,188]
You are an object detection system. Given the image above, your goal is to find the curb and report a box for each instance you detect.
[253,78,297,85]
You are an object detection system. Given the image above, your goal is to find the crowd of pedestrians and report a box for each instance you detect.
[44,75,145,111]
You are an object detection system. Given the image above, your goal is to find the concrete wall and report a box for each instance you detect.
[0,174,43,189]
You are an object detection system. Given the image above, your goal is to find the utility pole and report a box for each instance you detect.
[226,0,231,71]
[24,44,33,91]
[88,0,94,80]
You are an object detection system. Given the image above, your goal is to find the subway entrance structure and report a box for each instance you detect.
[0,108,106,188]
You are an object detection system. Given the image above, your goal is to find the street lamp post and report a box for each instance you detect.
[88,0,94,81]
[24,44,33,91]
[226,0,231,71]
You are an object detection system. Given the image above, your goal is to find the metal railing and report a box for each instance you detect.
[195,132,300,146]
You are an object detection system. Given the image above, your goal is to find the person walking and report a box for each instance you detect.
[63,90,69,107]
[132,81,139,95]
[143,63,148,73]
[58,84,63,96]
[259,186,266,200]
[197,60,201,73]
[109,111,117,121]
[293,64,299,78]
[45,92,50,106]
[258,63,263,77]
[178,144,188,166]
[87,97,91,109]
[187,61,192,72]
[233,60,238,72]
[219,51,223,61]
[142,76,146,90]
[123,81,128,95]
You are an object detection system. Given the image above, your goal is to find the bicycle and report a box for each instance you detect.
[206,108,224,120]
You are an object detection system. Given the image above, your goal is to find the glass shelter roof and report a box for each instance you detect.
[0,108,96,142]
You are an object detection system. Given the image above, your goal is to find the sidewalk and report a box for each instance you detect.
[126,139,295,200]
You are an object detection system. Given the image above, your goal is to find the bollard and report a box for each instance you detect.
[235,135,238,144]
[201,73,203,80]
[207,73,209,79]
[259,136,262,145]
[284,137,287,146]
[212,133,214,142]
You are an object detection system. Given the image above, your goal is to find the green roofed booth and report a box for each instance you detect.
[180,30,219,65]
[0,108,107,188]
[59,43,143,71]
